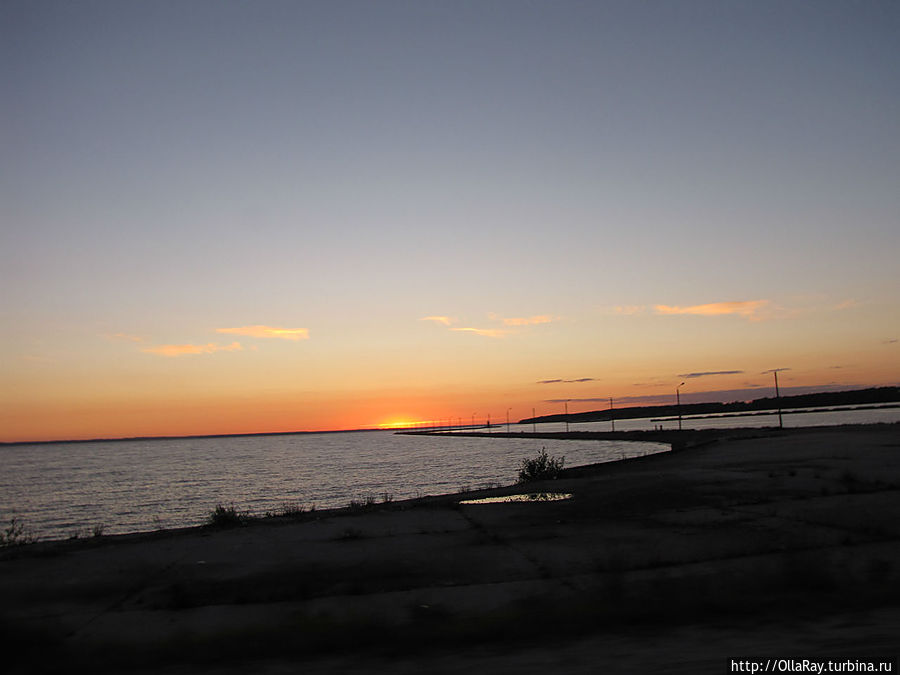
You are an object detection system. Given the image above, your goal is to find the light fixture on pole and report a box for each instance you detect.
[676,382,686,431]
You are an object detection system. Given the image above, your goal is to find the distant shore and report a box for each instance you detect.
[401,421,898,450]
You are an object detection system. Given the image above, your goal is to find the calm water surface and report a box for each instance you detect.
[3,406,895,542]
[566,403,900,432]
[1,432,665,541]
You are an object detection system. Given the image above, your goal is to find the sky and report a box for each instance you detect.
[2,0,898,442]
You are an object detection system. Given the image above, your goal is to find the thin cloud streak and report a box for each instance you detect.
[545,398,610,403]
[143,342,244,357]
[217,325,309,341]
[655,300,769,319]
[678,370,744,379]
[492,314,556,326]
[537,378,595,384]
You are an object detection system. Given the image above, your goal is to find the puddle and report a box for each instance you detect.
[459,492,573,505]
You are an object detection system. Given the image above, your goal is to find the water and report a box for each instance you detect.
[0,432,666,542]
[563,403,900,433]
[4,406,895,543]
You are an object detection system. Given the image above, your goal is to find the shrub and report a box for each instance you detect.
[0,517,35,548]
[518,448,565,483]
[206,503,245,528]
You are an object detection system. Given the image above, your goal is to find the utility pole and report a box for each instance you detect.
[676,382,685,431]
[610,397,615,432]
[774,370,783,429]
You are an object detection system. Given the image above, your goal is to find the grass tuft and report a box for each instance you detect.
[0,517,35,548]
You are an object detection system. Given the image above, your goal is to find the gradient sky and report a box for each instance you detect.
[2,0,898,441]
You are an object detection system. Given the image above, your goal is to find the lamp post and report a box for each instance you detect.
[472,413,476,430]
[609,397,615,432]
[564,400,570,433]
[676,382,686,431]
[773,370,783,429]
[506,408,511,434]
[487,413,491,433]
[532,407,536,433]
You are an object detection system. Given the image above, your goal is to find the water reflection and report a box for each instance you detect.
[459,492,573,505]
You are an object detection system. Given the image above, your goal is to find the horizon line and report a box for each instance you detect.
[3,384,895,446]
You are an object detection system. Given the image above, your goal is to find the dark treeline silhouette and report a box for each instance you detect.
[520,386,899,425]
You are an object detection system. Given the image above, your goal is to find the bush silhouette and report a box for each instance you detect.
[518,448,565,483]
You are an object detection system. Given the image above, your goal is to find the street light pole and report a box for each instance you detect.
[676,382,685,431]
[532,407,536,433]
[564,400,570,433]
[506,408,511,434]
[774,370,783,429]
[609,397,615,432]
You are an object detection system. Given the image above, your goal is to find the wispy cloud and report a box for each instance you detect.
[421,316,454,326]
[423,312,553,338]
[450,327,508,338]
[761,368,791,374]
[490,313,557,326]
[884,338,898,345]
[216,325,309,341]
[143,342,244,357]
[545,398,610,403]
[537,378,595,384]
[678,370,744,379]
[655,300,769,319]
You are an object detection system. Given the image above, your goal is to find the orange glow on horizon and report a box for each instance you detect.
[3,359,897,443]
[376,419,422,430]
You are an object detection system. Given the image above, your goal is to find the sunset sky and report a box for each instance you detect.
[2,0,898,442]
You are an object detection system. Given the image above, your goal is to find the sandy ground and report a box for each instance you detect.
[2,424,898,673]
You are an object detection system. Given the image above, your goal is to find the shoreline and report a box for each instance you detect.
[2,423,899,673]
[4,422,894,550]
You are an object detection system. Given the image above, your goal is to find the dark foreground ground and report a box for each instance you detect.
[2,424,899,674]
